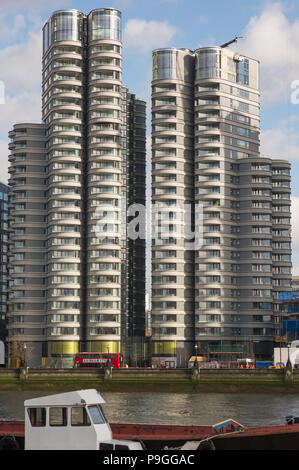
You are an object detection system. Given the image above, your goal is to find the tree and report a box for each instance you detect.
[8,335,32,368]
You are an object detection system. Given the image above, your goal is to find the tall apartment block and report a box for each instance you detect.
[7,9,146,367]
[0,183,9,338]
[151,46,292,366]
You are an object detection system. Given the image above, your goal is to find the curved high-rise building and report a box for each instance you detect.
[151,45,292,365]
[151,48,195,365]
[86,9,122,354]
[7,8,146,367]
[194,47,261,357]
[42,10,85,360]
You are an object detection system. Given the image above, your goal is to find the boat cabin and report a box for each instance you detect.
[24,389,113,450]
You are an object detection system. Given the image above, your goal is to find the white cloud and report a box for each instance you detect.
[0,14,26,38]
[260,116,299,161]
[233,2,299,106]
[0,23,42,181]
[0,8,43,184]
[0,92,41,183]
[123,19,178,52]
[0,140,9,184]
[0,32,41,94]
[0,93,41,131]
[0,92,42,183]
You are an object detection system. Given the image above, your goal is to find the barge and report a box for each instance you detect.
[1,389,299,450]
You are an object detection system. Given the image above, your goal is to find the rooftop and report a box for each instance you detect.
[24,389,105,407]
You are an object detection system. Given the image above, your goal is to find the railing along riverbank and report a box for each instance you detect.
[0,366,299,392]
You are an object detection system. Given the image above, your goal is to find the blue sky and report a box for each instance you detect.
[0,0,299,273]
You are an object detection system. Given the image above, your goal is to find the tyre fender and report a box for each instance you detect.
[0,435,20,450]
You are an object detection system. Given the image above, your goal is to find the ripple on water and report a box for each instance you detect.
[0,391,299,427]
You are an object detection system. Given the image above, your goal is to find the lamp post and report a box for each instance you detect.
[286,343,292,369]
[107,346,111,367]
[194,344,198,368]
[280,311,282,365]
[23,344,27,368]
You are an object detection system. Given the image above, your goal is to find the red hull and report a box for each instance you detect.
[2,419,299,449]
[0,420,213,441]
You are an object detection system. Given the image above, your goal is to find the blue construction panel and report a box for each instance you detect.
[279,292,299,301]
[287,305,299,314]
[256,361,273,368]
[283,320,299,332]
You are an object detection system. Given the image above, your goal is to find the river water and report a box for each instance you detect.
[1,391,299,428]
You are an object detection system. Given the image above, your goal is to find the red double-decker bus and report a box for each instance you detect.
[74,352,123,368]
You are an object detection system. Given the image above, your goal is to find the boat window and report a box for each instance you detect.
[49,407,67,426]
[99,443,114,450]
[115,444,129,450]
[88,405,106,424]
[71,407,91,426]
[27,408,46,427]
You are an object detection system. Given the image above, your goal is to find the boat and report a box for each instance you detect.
[0,390,143,450]
[1,389,299,450]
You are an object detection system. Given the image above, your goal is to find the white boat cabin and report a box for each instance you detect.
[24,389,113,450]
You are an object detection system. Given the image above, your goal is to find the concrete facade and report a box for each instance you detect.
[7,9,146,367]
[151,46,292,365]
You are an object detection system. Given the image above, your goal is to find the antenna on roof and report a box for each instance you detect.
[220,36,243,48]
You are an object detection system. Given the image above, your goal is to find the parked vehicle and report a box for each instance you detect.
[255,361,274,369]
[274,347,299,368]
[188,356,206,368]
[269,362,285,369]
[74,352,123,368]
[237,358,254,368]
[189,361,219,369]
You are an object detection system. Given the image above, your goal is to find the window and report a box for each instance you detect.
[153,50,177,80]
[71,407,91,426]
[197,314,221,322]
[50,407,67,426]
[28,408,46,427]
[88,406,106,424]
[196,327,221,336]
[237,58,249,86]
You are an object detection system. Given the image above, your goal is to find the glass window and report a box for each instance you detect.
[153,50,177,80]
[237,59,249,86]
[196,48,221,79]
[100,443,114,450]
[90,10,121,41]
[43,21,50,54]
[49,407,67,426]
[51,11,83,44]
[88,405,106,424]
[28,408,46,427]
[71,407,91,426]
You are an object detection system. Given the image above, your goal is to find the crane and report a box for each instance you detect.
[220,36,243,48]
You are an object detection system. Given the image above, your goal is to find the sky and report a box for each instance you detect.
[0,0,299,274]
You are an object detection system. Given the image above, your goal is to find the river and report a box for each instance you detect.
[0,391,299,427]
